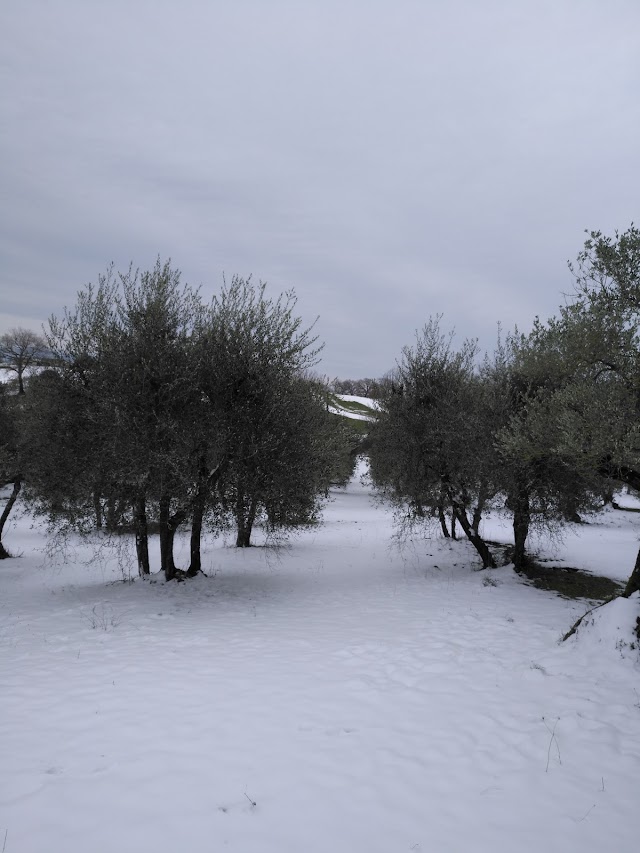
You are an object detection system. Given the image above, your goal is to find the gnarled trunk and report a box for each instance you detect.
[160,494,190,581]
[236,491,258,547]
[437,505,450,538]
[93,490,103,530]
[512,486,531,570]
[0,478,21,559]
[106,494,117,531]
[450,509,457,540]
[623,546,640,598]
[451,499,496,569]
[472,480,489,534]
[134,493,150,576]
[158,495,176,580]
[188,478,207,576]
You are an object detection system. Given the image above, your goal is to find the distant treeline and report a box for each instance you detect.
[329,377,387,398]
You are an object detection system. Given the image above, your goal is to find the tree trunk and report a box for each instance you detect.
[134,493,150,576]
[188,458,209,576]
[93,490,103,529]
[159,495,177,581]
[160,456,230,577]
[472,481,489,534]
[512,487,531,570]
[188,488,206,576]
[236,515,251,547]
[246,495,258,543]
[235,494,258,547]
[106,494,117,531]
[106,493,126,532]
[623,545,640,597]
[235,483,254,547]
[159,495,170,576]
[168,507,187,576]
[452,500,496,569]
[160,495,190,581]
[0,478,21,559]
[163,527,178,580]
[437,505,450,538]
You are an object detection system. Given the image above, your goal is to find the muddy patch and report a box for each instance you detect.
[516,561,623,602]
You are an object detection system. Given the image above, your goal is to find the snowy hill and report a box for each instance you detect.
[329,393,378,421]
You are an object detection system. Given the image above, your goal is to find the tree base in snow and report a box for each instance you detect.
[562,593,640,655]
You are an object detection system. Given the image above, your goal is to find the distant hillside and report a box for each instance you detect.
[327,394,377,438]
[328,394,377,420]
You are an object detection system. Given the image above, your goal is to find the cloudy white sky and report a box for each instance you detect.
[2,0,639,377]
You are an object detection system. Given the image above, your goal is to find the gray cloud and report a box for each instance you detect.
[2,0,639,377]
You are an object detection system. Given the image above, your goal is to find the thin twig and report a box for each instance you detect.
[244,792,256,807]
[576,804,596,822]
[543,717,561,772]
[2,828,7,853]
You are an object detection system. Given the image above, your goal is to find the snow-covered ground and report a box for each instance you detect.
[1,464,639,853]
[338,394,380,410]
[328,394,378,421]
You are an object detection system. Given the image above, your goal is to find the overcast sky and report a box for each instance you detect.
[2,0,639,377]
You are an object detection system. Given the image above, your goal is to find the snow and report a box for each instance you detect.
[328,394,378,421]
[479,504,640,584]
[338,394,380,409]
[564,593,640,659]
[1,463,639,853]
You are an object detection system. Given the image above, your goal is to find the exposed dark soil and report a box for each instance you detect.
[484,540,623,601]
[515,561,623,602]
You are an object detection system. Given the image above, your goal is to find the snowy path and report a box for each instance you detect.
[1,472,639,852]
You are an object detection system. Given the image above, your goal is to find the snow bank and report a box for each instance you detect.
[337,394,379,409]
[565,593,640,662]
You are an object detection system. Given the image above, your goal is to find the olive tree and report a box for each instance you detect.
[196,277,337,547]
[561,225,640,595]
[0,384,22,558]
[25,260,206,579]
[25,265,341,578]
[497,225,640,589]
[369,318,500,568]
[0,327,47,394]
[491,318,604,569]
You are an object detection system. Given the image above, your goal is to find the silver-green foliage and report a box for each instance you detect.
[369,318,502,567]
[23,264,344,577]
